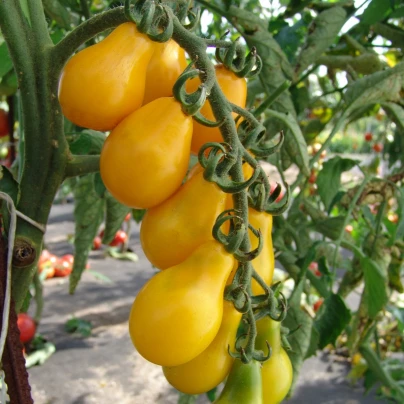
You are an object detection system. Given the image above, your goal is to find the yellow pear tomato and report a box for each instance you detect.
[100,97,192,209]
[129,241,234,366]
[58,22,155,131]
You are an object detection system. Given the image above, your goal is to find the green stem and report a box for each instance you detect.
[359,344,404,402]
[331,175,370,272]
[253,80,291,117]
[79,0,92,20]
[52,7,127,71]
[65,155,100,178]
[291,113,346,192]
[27,0,52,46]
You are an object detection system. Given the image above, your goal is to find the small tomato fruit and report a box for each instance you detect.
[109,230,128,247]
[100,97,193,209]
[17,313,36,344]
[129,241,234,366]
[372,143,383,153]
[58,23,155,131]
[364,132,373,142]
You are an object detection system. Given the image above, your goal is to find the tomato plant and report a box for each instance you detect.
[0,0,403,403]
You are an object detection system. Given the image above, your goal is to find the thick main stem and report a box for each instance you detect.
[0,0,68,310]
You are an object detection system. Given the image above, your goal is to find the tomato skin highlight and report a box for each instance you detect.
[163,300,242,394]
[58,22,155,131]
[143,40,187,105]
[100,97,192,209]
[255,317,293,404]
[129,241,234,366]
[140,165,227,269]
[214,359,263,404]
[187,65,247,154]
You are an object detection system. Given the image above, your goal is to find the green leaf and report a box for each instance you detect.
[177,392,198,404]
[266,109,310,175]
[313,216,346,241]
[0,43,13,78]
[314,294,351,349]
[93,172,106,198]
[381,102,404,132]
[275,14,312,64]
[316,156,359,210]
[390,5,404,18]
[70,174,105,294]
[295,6,347,76]
[361,256,389,319]
[0,70,18,97]
[25,342,56,368]
[42,0,72,29]
[102,192,131,244]
[282,277,315,393]
[223,6,314,175]
[69,130,106,155]
[305,325,320,358]
[106,248,138,262]
[206,387,217,402]
[0,165,18,204]
[360,0,392,26]
[65,317,92,337]
[387,305,404,333]
[132,209,146,224]
[344,62,404,114]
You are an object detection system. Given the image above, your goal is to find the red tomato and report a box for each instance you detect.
[372,143,383,153]
[17,313,36,344]
[0,109,8,137]
[93,236,102,250]
[308,171,317,184]
[54,255,74,277]
[270,183,284,203]
[313,299,324,312]
[109,230,128,246]
[308,262,321,277]
[345,224,353,234]
[124,213,131,222]
[364,132,373,142]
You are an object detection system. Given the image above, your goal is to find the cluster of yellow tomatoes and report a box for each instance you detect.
[58,21,292,403]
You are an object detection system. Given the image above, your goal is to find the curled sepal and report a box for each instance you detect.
[138,0,156,33]
[173,66,207,116]
[268,293,288,322]
[252,341,271,362]
[215,165,261,194]
[224,285,250,313]
[249,131,284,158]
[265,183,290,216]
[147,5,174,42]
[192,111,224,128]
[183,8,201,30]
[212,213,246,254]
[241,125,267,149]
[233,225,263,263]
[237,48,263,79]
[198,142,230,169]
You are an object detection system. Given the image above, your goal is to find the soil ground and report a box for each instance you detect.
[27,203,383,404]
